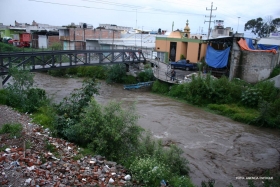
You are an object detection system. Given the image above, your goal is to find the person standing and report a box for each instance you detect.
[170,69,176,81]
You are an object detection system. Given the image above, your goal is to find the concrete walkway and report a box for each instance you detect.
[148,59,180,84]
[149,59,197,84]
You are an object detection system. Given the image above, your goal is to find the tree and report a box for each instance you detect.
[244,17,280,38]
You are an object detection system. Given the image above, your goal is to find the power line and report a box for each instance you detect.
[28,0,205,16]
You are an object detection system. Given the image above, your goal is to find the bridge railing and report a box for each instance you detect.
[0,44,156,62]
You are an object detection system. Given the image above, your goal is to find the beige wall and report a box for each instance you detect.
[155,38,208,63]
[200,43,208,61]
[187,43,199,62]
[176,42,187,61]
[155,40,170,52]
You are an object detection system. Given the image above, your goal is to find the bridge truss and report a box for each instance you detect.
[0,49,146,85]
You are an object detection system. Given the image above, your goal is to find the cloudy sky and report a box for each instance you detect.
[1,0,279,37]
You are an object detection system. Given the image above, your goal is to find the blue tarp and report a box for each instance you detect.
[245,38,256,50]
[257,44,279,50]
[205,45,230,68]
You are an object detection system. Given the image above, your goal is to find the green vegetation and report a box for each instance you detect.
[0,42,21,52]
[0,123,23,138]
[5,67,48,113]
[180,54,186,60]
[269,65,280,78]
[137,68,155,82]
[151,73,280,128]
[2,58,280,186]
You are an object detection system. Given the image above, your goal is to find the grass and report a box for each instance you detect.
[269,65,280,78]
[32,106,56,130]
[207,104,259,124]
[0,123,23,138]
[73,147,95,160]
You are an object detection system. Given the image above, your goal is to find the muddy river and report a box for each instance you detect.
[33,72,280,187]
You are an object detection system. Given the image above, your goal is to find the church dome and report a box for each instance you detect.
[168,31,182,38]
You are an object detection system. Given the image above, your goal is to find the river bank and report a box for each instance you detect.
[31,72,280,187]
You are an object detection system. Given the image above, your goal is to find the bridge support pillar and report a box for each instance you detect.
[0,76,3,89]
[125,63,129,72]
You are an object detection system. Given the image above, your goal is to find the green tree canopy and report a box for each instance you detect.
[244,17,280,38]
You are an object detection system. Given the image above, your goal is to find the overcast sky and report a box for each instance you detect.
[1,0,279,37]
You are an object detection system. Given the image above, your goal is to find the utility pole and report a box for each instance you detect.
[204,2,217,40]
[237,17,240,33]
[141,26,143,49]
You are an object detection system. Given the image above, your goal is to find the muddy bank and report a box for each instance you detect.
[33,72,280,187]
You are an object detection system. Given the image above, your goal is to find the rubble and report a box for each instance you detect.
[0,106,133,187]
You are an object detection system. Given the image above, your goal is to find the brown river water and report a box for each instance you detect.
[32,72,280,187]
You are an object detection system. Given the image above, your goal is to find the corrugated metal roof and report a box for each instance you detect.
[257,38,280,46]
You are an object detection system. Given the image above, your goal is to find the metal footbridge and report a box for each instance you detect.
[0,49,146,85]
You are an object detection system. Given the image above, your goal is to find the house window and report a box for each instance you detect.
[218,29,224,34]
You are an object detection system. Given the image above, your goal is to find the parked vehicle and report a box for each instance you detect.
[169,59,197,71]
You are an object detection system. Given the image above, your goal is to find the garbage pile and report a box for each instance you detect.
[0,124,132,187]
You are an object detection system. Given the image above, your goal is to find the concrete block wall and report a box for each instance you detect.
[238,51,277,83]
[48,36,60,47]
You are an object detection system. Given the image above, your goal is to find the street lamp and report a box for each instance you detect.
[237,17,240,33]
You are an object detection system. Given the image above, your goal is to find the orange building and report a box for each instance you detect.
[155,20,207,63]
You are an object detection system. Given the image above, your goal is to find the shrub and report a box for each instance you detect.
[75,100,143,162]
[184,73,215,105]
[0,89,9,105]
[32,105,56,130]
[152,80,169,94]
[254,81,279,102]
[77,66,106,79]
[211,76,243,104]
[24,88,47,113]
[0,123,22,138]
[123,75,137,84]
[53,78,99,138]
[137,68,154,82]
[66,67,78,75]
[180,54,185,60]
[144,63,151,69]
[129,156,170,186]
[5,67,47,113]
[250,100,279,128]
[135,133,189,176]
[169,175,195,187]
[48,68,67,77]
[0,42,21,52]
[269,65,280,78]
[168,84,187,99]
[241,88,262,108]
[106,64,127,83]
